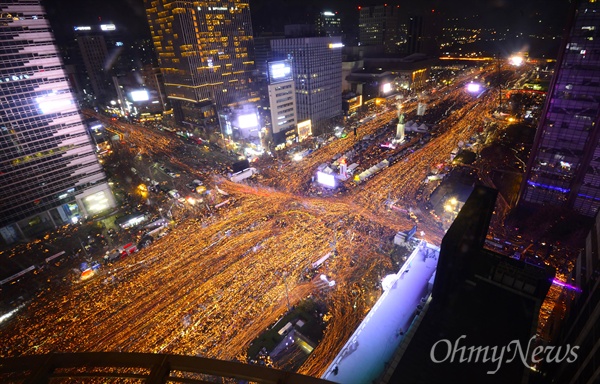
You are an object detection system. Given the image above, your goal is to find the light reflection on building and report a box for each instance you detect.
[144,0,256,130]
[0,1,116,244]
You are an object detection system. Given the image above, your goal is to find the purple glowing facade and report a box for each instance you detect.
[520,0,600,216]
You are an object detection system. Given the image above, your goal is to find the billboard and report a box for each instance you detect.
[317,171,336,188]
[237,113,259,129]
[268,60,292,84]
[465,82,482,94]
[297,119,312,142]
[130,90,150,102]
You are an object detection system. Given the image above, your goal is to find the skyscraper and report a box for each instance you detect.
[144,0,256,130]
[271,36,343,134]
[550,207,600,384]
[72,23,123,106]
[0,0,116,244]
[267,60,298,146]
[315,11,342,38]
[520,0,600,217]
[358,5,401,55]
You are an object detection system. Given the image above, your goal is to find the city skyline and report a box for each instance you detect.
[41,0,573,44]
[3,0,598,383]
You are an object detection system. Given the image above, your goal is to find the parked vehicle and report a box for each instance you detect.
[230,167,258,183]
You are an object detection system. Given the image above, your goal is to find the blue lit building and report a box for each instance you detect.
[520,0,600,216]
[0,0,116,244]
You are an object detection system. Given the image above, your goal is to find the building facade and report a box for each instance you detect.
[520,0,600,217]
[267,60,298,146]
[144,0,256,130]
[358,5,401,55]
[551,207,600,383]
[315,11,341,38]
[0,1,116,244]
[72,24,124,106]
[271,36,342,135]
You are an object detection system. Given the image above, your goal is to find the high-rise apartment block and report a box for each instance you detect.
[358,5,401,55]
[271,36,343,134]
[144,0,256,129]
[0,1,116,244]
[521,0,600,217]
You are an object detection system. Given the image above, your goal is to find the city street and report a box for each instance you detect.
[0,64,531,378]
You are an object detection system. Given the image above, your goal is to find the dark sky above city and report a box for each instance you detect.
[42,0,574,44]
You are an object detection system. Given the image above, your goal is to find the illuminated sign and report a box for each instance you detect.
[328,43,343,48]
[100,24,116,31]
[382,83,392,93]
[268,60,292,83]
[83,191,110,214]
[323,11,335,16]
[74,26,91,31]
[466,82,482,93]
[297,119,312,141]
[237,113,259,129]
[509,55,524,66]
[317,171,336,188]
[130,90,149,102]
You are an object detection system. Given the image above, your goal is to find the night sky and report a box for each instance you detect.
[41,0,573,44]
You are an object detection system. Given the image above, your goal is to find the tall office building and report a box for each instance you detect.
[271,36,343,134]
[520,0,600,217]
[315,11,342,38]
[0,1,116,244]
[358,4,401,55]
[549,207,600,384]
[72,23,124,106]
[267,60,298,146]
[144,0,256,130]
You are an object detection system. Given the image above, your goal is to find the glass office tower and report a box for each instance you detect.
[270,36,343,135]
[521,0,600,217]
[0,0,116,244]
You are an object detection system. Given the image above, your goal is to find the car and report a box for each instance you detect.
[159,185,170,194]
[192,179,203,186]
[186,183,197,191]
[168,189,181,199]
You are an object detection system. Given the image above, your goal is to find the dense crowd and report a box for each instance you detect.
[2,65,531,379]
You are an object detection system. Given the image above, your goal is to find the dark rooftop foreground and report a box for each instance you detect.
[387,185,555,383]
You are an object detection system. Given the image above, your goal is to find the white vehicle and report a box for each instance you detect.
[347,163,359,175]
[230,167,257,183]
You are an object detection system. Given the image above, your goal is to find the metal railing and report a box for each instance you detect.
[0,352,334,384]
